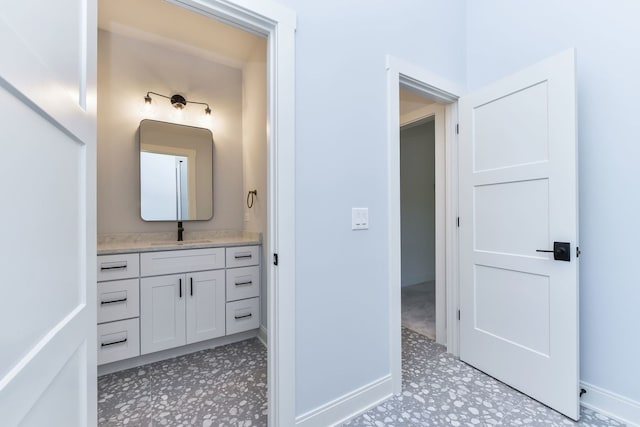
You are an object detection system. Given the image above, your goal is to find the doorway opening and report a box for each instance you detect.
[387,55,462,394]
[95,0,295,425]
[398,88,447,345]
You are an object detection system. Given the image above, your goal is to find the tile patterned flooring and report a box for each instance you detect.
[98,330,625,426]
[98,338,268,426]
[344,329,625,427]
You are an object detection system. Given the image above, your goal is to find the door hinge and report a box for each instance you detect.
[457,217,460,227]
[456,124,459,134]
[576,246,581,258]
[457,309,461,321]
[273,253,279,266]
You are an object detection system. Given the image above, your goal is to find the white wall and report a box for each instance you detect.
[270,0,466,416]
[97,30,244,234]
[466,0,640,406]
[401,120,436,287]
[241,41,268,328]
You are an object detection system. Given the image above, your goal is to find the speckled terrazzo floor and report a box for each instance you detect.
[98,330,625,427]
[343,328,625,426]
[98,338,267,426]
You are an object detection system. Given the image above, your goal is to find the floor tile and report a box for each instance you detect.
[98,338,267,426]
[98,328,625,427]
[345,328,625,427]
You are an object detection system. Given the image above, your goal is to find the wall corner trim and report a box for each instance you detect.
[295,375,393,427]
[580,381,640,427]
[257,325,268,347]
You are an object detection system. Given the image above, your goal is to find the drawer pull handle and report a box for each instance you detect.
[101,298,127,305]
[234,313,253,320]
[234,253,252,259]
[190,277,193,296]
[101,338,127,347]
[100,264,127,271]
[235,281,253,286]
[179,278,182,298]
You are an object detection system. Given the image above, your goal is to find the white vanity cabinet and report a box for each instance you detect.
[140,269,225,354]
[139,249,226,354]
[97,243,261,368]
[225,246,260,334]
[96,254,141,365]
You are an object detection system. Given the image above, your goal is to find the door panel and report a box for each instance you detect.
[474,178,549,256]
[0,1,96,425]
[475,265,550,355]
[186,270,226,344]
[473,81,549,171]
[140,275,186,354]
[459,49,578,419]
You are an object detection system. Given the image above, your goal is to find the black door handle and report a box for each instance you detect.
[537,242,570,262]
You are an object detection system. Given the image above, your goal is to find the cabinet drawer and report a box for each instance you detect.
[97,318,140,365]
[140,248,225,277]
[226,297,260,335]
[97,253,139,282]
[226,266,260,302]
[225,246,260,268]
[97,279,139,324]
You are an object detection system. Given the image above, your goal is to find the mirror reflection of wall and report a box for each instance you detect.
[139,119,213,221]
[140,152,190,220]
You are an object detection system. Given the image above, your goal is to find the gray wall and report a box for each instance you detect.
[241,42,268,328]
[97,30,244,234]
[466,0,640,404]
[401,121,436,287]
[270,0,467,416]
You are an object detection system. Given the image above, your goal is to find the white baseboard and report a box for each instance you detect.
[257,325,268,347]
[581,381,640,427]
[295,375,393,427]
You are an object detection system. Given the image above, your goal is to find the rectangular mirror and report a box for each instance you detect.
[139,119,213,221]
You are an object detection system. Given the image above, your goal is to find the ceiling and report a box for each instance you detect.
[399,88,436,118]
[98,0,265,68]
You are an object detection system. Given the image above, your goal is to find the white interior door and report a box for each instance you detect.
[0,1,97,426]
[459,49,579,419]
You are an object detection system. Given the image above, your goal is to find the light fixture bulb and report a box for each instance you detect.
[144,94,152,104]
[205,106,211,115]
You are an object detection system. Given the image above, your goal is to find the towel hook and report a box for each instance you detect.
[247,190,257,208]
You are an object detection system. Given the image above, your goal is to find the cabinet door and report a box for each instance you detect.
[140,275,186,354]
[186,270,226,344]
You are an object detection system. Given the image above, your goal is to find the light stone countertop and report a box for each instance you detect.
[97,230,262,255]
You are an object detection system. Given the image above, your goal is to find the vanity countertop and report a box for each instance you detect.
[97,230,262,255]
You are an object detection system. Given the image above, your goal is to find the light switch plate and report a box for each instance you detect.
[352,208,369,230]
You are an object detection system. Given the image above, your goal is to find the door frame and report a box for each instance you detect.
[166,1,296,425]
[386,55,463,393]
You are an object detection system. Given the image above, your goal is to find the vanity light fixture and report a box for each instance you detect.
[144,91,212,115]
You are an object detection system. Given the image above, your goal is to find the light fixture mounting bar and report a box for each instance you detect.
[144,91,212,115]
